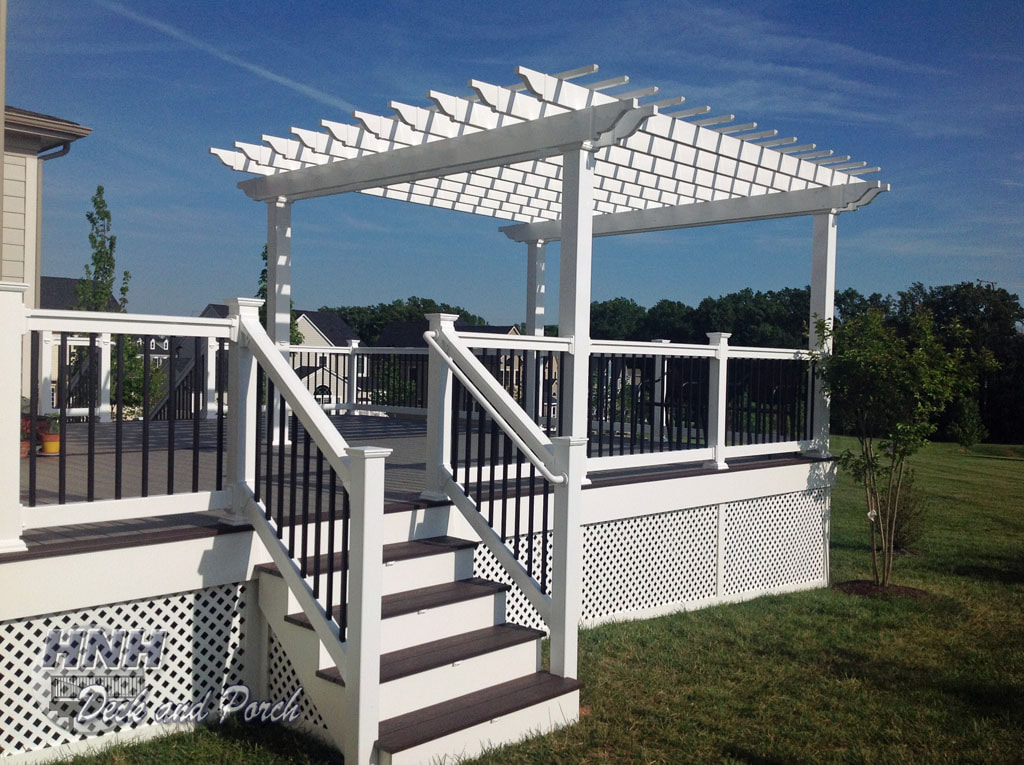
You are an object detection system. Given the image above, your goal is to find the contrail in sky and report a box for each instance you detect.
[94,0,355,112]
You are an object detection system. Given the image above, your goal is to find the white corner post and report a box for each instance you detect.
[204,337,219,418]
[704,332,731,471]
[550,435,587,679]
[558,147,595,440]
[344,445,390,765]
[97,333,112,422]
[422,313,458,501]
[0,283,28,552]
[808,213,837,457]
[524,239,546,418]
[225,297,263,523]
[266,197,293,358]
[346,340,360,413]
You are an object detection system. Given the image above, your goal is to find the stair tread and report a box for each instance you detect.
[255,535,477,578]
[283,577,510,630]
[314,624,543,687]
[377,672,583,754]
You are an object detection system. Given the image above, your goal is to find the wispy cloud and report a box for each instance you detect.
[94,0,355,113]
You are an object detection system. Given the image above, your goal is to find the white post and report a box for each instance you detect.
[39,330,54,414]
[652,339,670,445]
[266,198,293,357]
[344,445,390,765]
[422,313,458,501]
[558,147,595,439]
[225,297,264,523]
[204,337,219,418]
[550,435,586,679]
[808,213,837,457]
[524,239,546,419]
[0,282,27,552]
[97,333,112,422]
[704,332,731,471]
[346,341,360,413]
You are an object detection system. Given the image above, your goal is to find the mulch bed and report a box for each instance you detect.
[833,579,932,599]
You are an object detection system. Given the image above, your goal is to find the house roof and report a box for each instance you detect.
[199,303,230,319]
[213,64,887,233]
[39,276,118,311]
[5,106,92,154]
[378,319,513,347]
[295,309,361,346]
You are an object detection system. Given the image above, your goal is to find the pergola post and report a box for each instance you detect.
[524,239,546,418]
[266,197,292,359]
[808,212,837,457]
[558,147,595,440]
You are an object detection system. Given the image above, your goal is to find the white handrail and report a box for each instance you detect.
[239,314,353,486]
[458,332,573,352]
[590,338,715,356]
[26,308,234,338]
[423,330,565,485]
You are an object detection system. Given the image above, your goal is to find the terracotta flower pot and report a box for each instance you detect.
[20,441,30,459]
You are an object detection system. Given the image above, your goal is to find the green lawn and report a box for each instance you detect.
[64,440,1023,764]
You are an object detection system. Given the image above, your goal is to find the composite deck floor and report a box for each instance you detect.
[9,413,819,564]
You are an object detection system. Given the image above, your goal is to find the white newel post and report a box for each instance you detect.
[0,282,28,552]
[550,435,586,679]
[347,341,360,413]
[808,212,837,457]
[345,445,390,765]
[704,332,731,471]
[652,339,670,444]
[225,297,263,523]
[204,337,219,418]
[97,333,112,422]
[558,147,595,440]
[524,239,546,419]
[422,313,458,501]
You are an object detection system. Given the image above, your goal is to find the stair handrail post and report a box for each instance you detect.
[421,313,459,501]
[225,297,264,523]
[703,332,731,471]
[345,444,391,765]
[0,282,28,552]
[549,434,587,679]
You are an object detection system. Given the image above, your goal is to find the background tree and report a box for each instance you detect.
[76,186,129,312]
[591,297,647,340]
[257,245,304,345]
[322,297,485,346]
[816,309,963,587]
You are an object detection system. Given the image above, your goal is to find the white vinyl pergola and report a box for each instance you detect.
[212,63,889,445]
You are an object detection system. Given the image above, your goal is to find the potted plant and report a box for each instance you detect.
[40,413,61,456]
[20,417,31,458]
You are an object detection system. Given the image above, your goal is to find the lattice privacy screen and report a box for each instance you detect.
[0,583,246,757]
[266,628,326,732]
[474,488,828,631]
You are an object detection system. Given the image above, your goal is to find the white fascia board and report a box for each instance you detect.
[501,180,889,242]
[238,100,650,202]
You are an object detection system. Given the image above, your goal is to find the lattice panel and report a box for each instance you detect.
[581,505,718,623]
[0,584,247,756]
[473,532,551,631]
[266,628,326,731]
[722,489,827,596]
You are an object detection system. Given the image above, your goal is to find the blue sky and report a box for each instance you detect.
[8,0,1023,325]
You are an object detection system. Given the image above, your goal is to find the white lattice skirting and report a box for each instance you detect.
[0,583,247,760]
[475,487,829,630]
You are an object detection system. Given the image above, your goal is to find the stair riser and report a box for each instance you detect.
[382,548,475,596]
[379,641,540,719]
[382,593,507,653]
[273,504,456,550]
[378,689,581,765]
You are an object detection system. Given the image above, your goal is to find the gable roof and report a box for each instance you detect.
[5,106,92,154]
[377,319,512,347]
[40,276,119,311]
[295,309,361,346]
[199,303,230,319]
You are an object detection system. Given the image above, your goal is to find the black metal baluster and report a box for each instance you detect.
[277,393,286,537]
[192,337,202,491]
[501,432,510,539]
[254,367,262,503]
[301,429,312,575]
[167,337,176,494]
[340,489,350,636]
[28,331,38,506]
[488,414,498,525]
[265,380,275,517]
[289,412,298,555]
[313,450,324,597]
[216,340,225,491]
[326,470,337,626]
[450,378,460,485]
[475,395,485,507]
[540,480,550,592]
[86,334,97,501]
[142,336,150,497]
[58,332,67,504]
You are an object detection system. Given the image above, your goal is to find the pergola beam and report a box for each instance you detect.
[238,100,652,202]
[500,181,889,242]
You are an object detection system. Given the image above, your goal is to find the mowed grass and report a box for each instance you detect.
[65,439,1023,764]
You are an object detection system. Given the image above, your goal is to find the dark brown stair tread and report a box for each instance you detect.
[382,578,510,619]
[377,672,583,754]
[255,535,476,578]
[380,624,543,683]
[314,624,542,687]
[284,578,510,629]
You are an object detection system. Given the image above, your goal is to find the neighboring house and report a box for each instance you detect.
[294,308,360,348]
[38,275,119,312]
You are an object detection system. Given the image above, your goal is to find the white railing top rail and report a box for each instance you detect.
[26,308,234,339]
[729,345,814,360]
[425,328,565,484]
[590,338,715,357]
[289,344,353,354]
[458,331,573,353]
[353,346,429,356]
[239,313,354,486]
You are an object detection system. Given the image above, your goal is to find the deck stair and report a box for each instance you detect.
[255,503,582,764]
